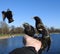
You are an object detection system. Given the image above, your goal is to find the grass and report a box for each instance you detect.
[0,33,25,37]
[0,33,25,39]
[0,34,9,36]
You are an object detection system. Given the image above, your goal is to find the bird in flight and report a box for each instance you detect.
[2,9,14,23]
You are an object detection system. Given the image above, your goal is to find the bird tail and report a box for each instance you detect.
[46,37,51,52]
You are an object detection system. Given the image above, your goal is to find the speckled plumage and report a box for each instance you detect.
[33,16,51,52]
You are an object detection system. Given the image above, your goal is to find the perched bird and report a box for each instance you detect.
[23,23,44,54]
[33,16,51,52]
[23,23,35,37]
[2,9,14,23]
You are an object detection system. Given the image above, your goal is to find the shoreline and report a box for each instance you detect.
[0,34,25,39]
[0,35,18,39]
[0,33,60,39]
[0,36,11,39]
[50,33,60,34]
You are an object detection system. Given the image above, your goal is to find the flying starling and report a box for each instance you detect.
[33,16,51,52]
[2,9,14,23]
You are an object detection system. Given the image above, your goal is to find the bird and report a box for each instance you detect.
[33,16,51,52]
[2,9,14,23]
[23,23,35,37]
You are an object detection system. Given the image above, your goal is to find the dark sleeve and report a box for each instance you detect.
[9,47,37,54]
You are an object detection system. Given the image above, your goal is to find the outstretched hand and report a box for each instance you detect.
[24,35,42,52]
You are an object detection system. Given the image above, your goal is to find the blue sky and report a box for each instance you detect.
[0,0,60,28]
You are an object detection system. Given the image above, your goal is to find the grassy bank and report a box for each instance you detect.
[0,34,25,39]
[0,34,25,36]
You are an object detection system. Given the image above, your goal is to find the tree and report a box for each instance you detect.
[9,25,15,34]
[14,27,24,34]
[0,21,9,34]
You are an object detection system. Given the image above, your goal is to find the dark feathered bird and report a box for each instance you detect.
[33,16,51,52]
[2,9,14,23]
[23,23,35,37]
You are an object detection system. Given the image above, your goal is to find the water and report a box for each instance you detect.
[0,34,60,54]
[0,36,24,54]
[43,34,60,54]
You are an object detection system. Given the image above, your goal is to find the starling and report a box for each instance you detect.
[33,16,51,52]
[23,23,35,37]
[2,9,14,23]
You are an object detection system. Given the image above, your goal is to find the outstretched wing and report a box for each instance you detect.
[2,11,6,21]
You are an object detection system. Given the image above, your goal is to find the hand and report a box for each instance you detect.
[24,35,42,52]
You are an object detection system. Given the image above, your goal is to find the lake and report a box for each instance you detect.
[0,34,60,54]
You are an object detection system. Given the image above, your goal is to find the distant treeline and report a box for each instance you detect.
[48,27,60,33]
[0,21,60,35]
